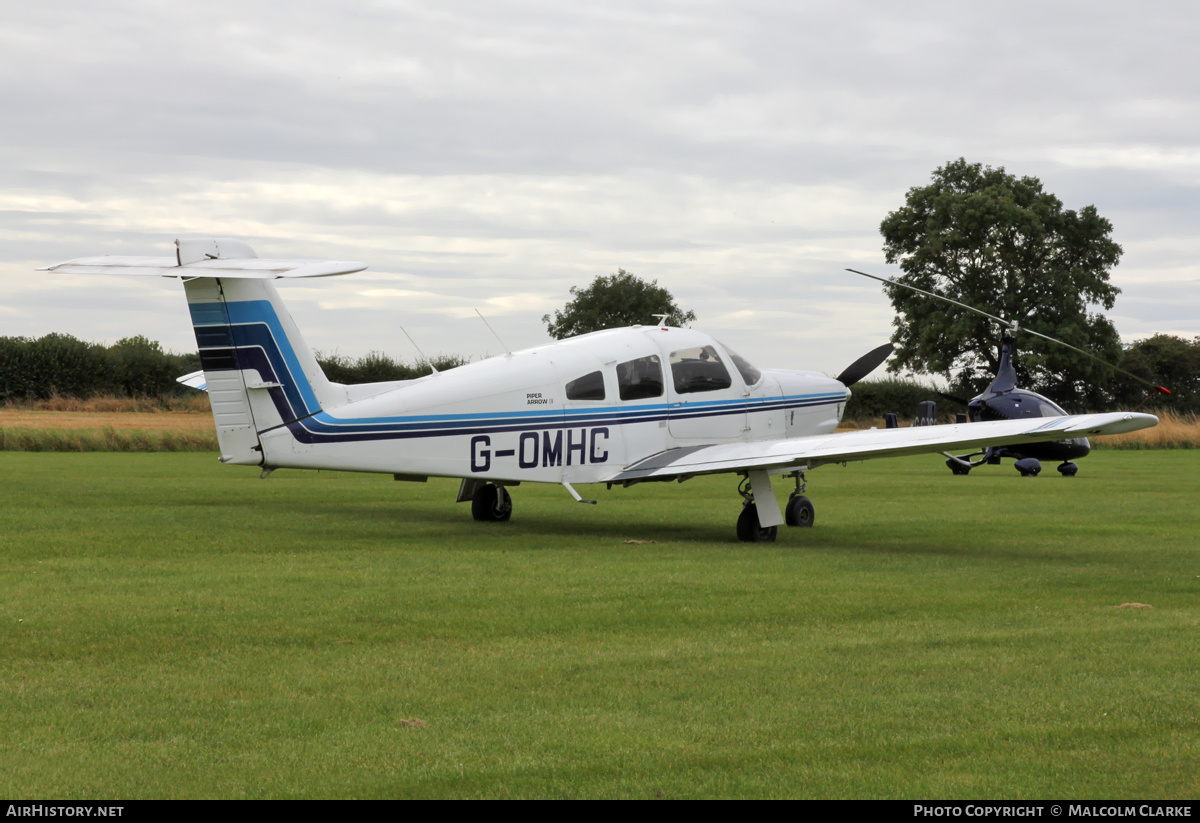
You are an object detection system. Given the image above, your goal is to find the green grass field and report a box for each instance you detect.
[1,451,1197,799]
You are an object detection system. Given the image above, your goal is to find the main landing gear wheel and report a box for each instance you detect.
[471,483,513,522]
[1015,458,1042,477]
[1057,461,1079,477]
[785,495,814,528]
[946,458,971,476]
[736,503,777,543]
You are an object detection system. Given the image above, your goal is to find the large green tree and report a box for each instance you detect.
[1116,334,1200,413]
[543,269,696,339]
[880,158,1123,407]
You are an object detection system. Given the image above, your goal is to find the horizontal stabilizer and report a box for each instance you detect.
[39,237,366,279]
[176,370,208,392]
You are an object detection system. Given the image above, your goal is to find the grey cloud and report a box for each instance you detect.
[3,1,1197,376]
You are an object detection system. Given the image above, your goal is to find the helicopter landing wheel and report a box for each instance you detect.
[785,495,815,528]
[1015,458,1042,477]
[471,483,513,522]
[1057,461,1079,477]
[736,503,777,543]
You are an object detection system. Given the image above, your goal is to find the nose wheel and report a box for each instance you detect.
[785,495,814,527]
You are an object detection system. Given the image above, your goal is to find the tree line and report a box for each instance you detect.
[0,333,466,402]
[2,330,1194,416]
[0,334,200,400]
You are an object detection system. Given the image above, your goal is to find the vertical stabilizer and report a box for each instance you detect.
[185,276,342,465]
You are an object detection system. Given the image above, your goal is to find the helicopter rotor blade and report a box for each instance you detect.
[846,268,1170,393]
[847,268,1013,331]
[936,391,971,406]
[836,343,895,387]
[1013,326,1169,392]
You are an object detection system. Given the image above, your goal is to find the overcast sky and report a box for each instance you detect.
[2,0,1197,377]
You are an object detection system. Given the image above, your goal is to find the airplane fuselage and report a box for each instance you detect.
[245,322,850,485]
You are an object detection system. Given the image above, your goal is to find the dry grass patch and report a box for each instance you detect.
[3,393,212,414]
[1092,410,1200,449]
[0,394,214,444]
[0,410,213,431]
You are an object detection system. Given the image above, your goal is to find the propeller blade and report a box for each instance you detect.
[836,343,894,387]
[846,268,1170,392]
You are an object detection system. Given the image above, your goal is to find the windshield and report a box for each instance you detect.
[716,341,762,386]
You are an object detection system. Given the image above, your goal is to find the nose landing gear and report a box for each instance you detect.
[785,470,814,528]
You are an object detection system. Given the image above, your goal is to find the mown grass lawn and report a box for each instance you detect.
[1,451,1196,798]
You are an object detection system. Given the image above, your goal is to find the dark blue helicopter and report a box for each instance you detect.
[849,269,1170,478]
[938,335,1092,477]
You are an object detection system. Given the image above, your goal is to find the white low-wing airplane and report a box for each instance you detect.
[42,238,1158,541]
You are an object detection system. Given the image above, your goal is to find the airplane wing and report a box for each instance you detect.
[604,412,1157,483]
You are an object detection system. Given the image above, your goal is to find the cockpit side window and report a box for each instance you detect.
[669,346,733,394]
[617,354,664,400]
[566,370,605,401]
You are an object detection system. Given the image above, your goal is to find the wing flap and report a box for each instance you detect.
[605,412,1158,482]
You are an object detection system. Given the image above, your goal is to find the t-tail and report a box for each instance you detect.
[40,237,366,466]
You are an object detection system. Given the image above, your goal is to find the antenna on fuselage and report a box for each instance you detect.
[474,308,512,357]
[400,326,438,374]
[652,313,670,327]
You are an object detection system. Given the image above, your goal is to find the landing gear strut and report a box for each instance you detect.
[471,483,513,522]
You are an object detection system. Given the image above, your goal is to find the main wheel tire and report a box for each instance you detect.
[471,483,512,522]
[946,458,971,476]
[736,503,778,543]
[1015,457,1042,477]
[785,495,815,528]
[1058,461,1079,477]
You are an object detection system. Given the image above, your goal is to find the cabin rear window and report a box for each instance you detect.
[669,346,732,394]
[566,370,605,400]
[617,354,664,400]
